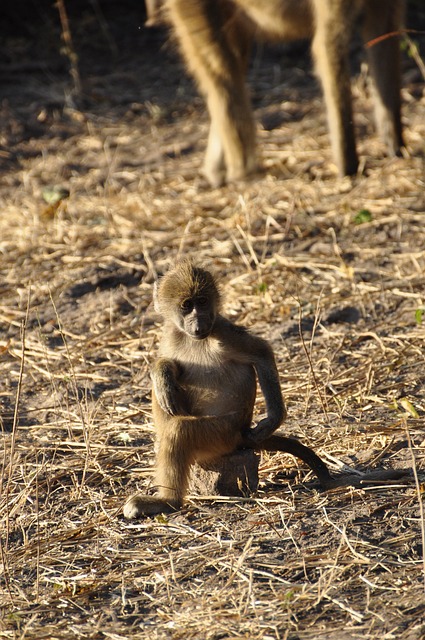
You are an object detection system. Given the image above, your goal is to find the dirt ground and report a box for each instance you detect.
[1,2,425,639]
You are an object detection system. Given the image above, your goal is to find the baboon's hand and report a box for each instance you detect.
[153,378,189,416]
[249,416,280,443]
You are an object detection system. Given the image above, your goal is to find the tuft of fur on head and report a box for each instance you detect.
[154,259,221,315]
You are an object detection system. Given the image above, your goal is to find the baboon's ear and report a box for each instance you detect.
[153,281,161,313]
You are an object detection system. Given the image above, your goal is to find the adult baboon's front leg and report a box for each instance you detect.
[312,0,358,176]
[363,0,404,156]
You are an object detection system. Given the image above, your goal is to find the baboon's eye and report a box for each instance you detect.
[181,299,194,313]
[197,296,207,306]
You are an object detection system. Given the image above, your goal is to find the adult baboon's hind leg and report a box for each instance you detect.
[168,0,256,186]
[311,0,359,176]
[363,0,404,155]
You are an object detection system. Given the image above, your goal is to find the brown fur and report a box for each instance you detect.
[145,0,165,26]
[165,0,405,186]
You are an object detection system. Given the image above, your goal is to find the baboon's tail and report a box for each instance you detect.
[247,433,334,488]
[251,434,409,490]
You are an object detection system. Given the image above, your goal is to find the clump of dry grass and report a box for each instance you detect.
[1,6,425,639]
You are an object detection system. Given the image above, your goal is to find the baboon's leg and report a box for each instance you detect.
[362,0,404,154]
[123,434,191,518]
[154,434,192,508]
[311,0,358,176]
[168,0,255,186]
[145,0,163,26]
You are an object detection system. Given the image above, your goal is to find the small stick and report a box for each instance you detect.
[403,417,425,592]
[56,0,82,99]
[1,290,30,603]
[298,301,329,423]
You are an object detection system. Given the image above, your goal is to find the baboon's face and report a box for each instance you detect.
[156,261,220,339]
[178,294,216,339]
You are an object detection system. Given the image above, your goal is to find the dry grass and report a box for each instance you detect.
[1,4,425,639]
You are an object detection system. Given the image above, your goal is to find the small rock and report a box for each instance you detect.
[189,449,259,497]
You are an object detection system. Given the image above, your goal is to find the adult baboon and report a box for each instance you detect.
[165,0,404,186]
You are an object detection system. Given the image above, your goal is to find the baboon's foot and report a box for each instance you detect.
[123,494,179,519]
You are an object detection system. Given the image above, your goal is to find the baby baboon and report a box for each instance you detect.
[165,0,405,186]
[124,260,334,518]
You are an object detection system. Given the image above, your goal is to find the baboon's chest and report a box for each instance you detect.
[180,360,256,416]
